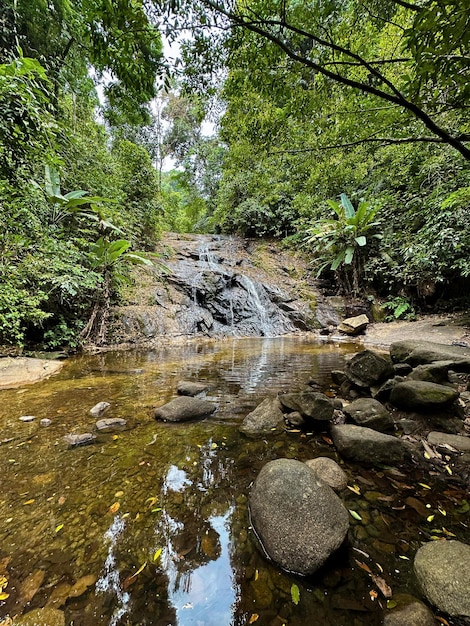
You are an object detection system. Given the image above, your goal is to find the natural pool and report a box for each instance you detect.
[0,336,469,625]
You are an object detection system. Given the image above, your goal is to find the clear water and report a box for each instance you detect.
[0,337,468,625]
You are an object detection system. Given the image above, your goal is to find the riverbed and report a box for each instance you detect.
[0,336,469,625]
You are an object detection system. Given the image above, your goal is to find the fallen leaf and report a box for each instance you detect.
[55,524,64,533]
[23,499,35,505]
[418,483,431,490]
[254,569,259,581]
[369,590,378,601]
[444,465,453,475]
[248,614,259,624]
[58,496,66,505]
[398,555,410,560]
[321,435,333,445]
[0,592,9,601]
[427,515,435,522]
[291,583,300,605]
[115,491,124,498]
[146,497,158,508]
[442,527,456,537]
[347,484,361,495]
[438,507,447,516]
[386,600,397,609]
[123,562,147,590]
[153,548,162,562]
[354,560,372,574]
[108,502,120,514]
[436,617,450,626]
[371,574,392,598]
[349,510,362,521]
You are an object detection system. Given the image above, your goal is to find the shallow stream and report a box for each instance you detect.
[0,337,469,625]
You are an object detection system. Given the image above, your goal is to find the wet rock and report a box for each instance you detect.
[331,370,347,385]
[154,396,216,422]
[390,340,470,368]
[390,381,459,411]
[393,363,413,376]
[278,391,334,423]
[343,398,394,432]
[95,417,127,431]
[64,433,96,447]
[408,361,453,384]
[304,456,348,492]
[40,418,52,427]
[427,431,470,452]
[249,458,349,575]
[285,411,306,428]
[330,424,406,465]
[240,397,285,437]
[19,415,36,422]
[14,608,65,626]
[177,380,209,396]
[383,592,435,626]
[344,350,394,388]
[414,540,470,617]
[371,376,404,402]
[89,401,111,417]
[337,314,369,335]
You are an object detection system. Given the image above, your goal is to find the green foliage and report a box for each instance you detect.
[306,194,382,294]
[384,296,416,321]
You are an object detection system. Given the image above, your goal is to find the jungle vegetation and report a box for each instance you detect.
[0,0,468,349]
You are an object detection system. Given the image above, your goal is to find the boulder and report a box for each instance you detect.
[383,593,435,626]
[337,314,369,335]
[343,398,394,432]
[240,397,285,437]
[89,401,110,417]
[344,350,394,388]
[427,431,470,452]
[408,361,453,384]
[304,457,348,492]
[177,380,209,396]
[0,357,63,389]
[330,424,406,464]
[95,417,127,431]
[390,340,470,369]
[390,381,459,411]
[154,396,216,422]
[249,459,349,575]
[64,433,96,448]
[414,540,470,617]
[278,391,334,422]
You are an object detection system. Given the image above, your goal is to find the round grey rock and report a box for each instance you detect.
[304,457,348,492]
[89,401,111,417]
[383,593,435,626]
[390,381,459,411]
[154,396,216,422]
[330,424,405,465]
[250,458,349,576]
[177,380,209,396]
[240,397,285,437]
[343,398,394,432]
[414,540,470,617]
[345,349,394,388]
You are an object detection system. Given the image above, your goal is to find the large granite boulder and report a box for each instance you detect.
[414,540,470,617]
[304,457,348,492]
[408,361,453,384]
[278,391,334,423]
[343,398,394,432]
[390,340,470,369]
[249,459,349,575]
[240,397,285,438]
[330,424,406,464]
[344,350,394,388]
[390,381,459,411]
[0,357,64,389]
[154,396,216,422]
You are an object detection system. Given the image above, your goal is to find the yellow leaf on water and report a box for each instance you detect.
[23,499,35,505]
[442,527,456,537]
[248,614,259,624]
[146,497,158,508]
[108,502,120,514]
[112,435,119,440]
[418,483,431,490]
[153,548,162,562]
[115,491,124,498]
[444,465,453,475]
[438,507,447,516]
[398,555,410,560]
[349,510,362,521]
[347,484,361,495]
[427,515,435,522]
[0,592,9,600]
[211,442,218,449]
[55,524,64,533]
[254,569,259,581]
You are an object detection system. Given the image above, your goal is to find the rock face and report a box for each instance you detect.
[330,424,405,464]
[0,357,64,389]
[414,540,470,617]
[278,391,334,423]
[343,398,394,432]
[249,459,349,576]
[240,397,285,437]
[154,396,216,422]
[345,350,394,388]
[304,457,348,492]
[177,380,209,396]
[390,381,459,411]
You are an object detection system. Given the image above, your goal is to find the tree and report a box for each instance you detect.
[152,0,470,158]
